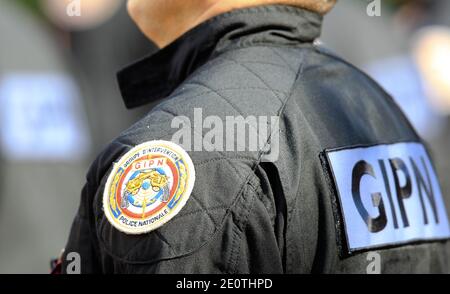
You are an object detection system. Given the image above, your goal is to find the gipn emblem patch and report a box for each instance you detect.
[103,140,195,234]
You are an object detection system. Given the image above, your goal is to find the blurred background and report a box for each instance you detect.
[0,0,448,273]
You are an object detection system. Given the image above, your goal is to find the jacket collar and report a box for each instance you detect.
[117,5,323,109]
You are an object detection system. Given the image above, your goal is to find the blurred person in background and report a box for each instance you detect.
[372,1,450,210]
[0,0,156,273]
[323,0,450,210]
[0,0,89,273]
[41,0,157,154]
[364,0,450,140]
[322,0,408,67]
[61,0,450,274]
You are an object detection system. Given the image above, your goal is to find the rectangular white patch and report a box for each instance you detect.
[326,142,450,253]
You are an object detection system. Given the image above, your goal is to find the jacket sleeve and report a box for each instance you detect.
[63,162,286,273]
[112,176,286,274]
[62,127,287,274]
[61,140,131,273]
[62,182,102,274]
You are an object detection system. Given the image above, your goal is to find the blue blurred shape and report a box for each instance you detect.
[0,73,91,161]
[366,55,445,139]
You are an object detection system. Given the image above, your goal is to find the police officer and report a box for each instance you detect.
[62,0,450,273]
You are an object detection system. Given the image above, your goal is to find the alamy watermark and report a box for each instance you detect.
[366,252,381,274]
[170,108,280,162]
[367,0,382,17]
[67,0,81,17]
[65,252,81,274]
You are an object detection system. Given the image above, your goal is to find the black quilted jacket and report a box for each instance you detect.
[62,5,450,274]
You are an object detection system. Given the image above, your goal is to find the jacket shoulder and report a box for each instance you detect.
[85,45,318,268]
[87,104,260,269]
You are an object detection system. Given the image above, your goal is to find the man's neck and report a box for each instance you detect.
[199,0,334,22]
[156,0,334,48]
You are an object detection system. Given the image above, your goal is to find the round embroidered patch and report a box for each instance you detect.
[103,140,195,234]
